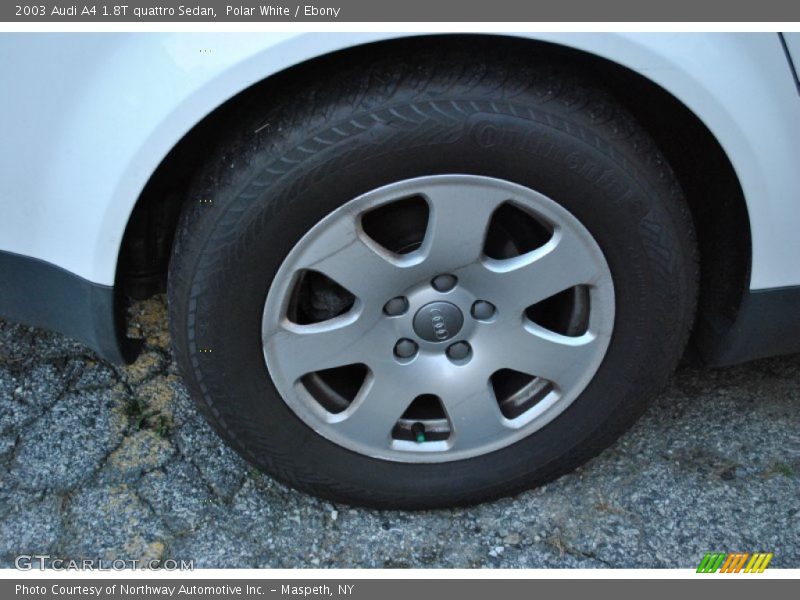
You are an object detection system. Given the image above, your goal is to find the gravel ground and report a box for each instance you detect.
[0,295,798,569]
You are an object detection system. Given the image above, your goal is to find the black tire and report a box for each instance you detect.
[168,44,698,509]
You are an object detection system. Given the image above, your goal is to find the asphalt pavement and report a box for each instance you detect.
[1,295,798,568]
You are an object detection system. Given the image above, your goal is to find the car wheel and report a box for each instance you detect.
[168,48,698,508]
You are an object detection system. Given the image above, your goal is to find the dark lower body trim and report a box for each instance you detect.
[695,285,800,367]
[0,250,139,364]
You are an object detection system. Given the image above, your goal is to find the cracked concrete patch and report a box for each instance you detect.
[8,391,127,492]
[174,415,248,501]
[0,493,63,561]
[136,461,222,534]
[101,429,176,484]
[0,295,798,568]
[61,483,167,560]
[166,524,260,569]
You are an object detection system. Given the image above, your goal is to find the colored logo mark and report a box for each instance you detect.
[696,552,773,573]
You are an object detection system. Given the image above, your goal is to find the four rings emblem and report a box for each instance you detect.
[412,301,464,343]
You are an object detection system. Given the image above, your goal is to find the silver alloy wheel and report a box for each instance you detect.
[262,175,615,462]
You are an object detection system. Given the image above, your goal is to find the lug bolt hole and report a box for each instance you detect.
[383,296,409,317]
[471,300,496,321]
[446,341,472,363]
[431,274,458,293]
[394,338,418,360]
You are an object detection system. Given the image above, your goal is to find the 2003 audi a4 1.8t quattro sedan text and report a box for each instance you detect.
[1,33,799,508]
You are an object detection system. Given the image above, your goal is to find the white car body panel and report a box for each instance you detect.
[0,32,798,289]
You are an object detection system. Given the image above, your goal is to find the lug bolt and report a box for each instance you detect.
[383,296,409,316]
[394,338,418,359]
[431,274,458,293]
[471,300,496,320]
[446,341,471,361]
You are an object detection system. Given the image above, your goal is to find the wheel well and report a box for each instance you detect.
[118,35,751,361]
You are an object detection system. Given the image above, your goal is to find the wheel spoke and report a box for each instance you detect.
[332,372,411,448]
[440,386,510,450]
[264,315,375,383]
[296,212,401,302]
[483,227,603,310]
[420,181,508,267]
[500,324,603,391]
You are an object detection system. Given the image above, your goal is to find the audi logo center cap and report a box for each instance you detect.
[412,302,464,343]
